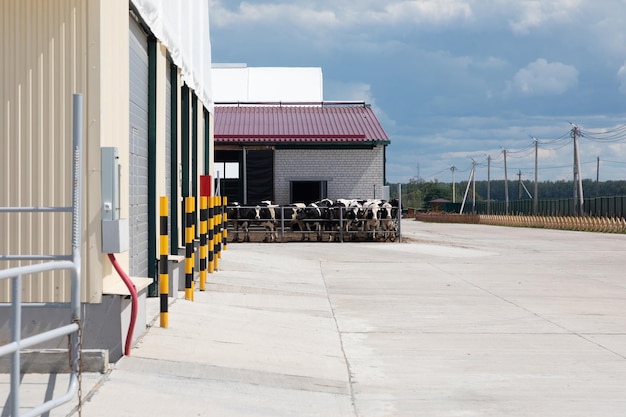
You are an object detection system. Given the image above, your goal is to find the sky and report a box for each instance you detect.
[208,0,626,185]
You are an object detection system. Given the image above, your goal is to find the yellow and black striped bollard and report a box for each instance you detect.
[208,196,215,274]
[222,196,228,251]
[199,196,208,291]
[185,196,195,301]
[159,196,169,328]
[216,196,222,260]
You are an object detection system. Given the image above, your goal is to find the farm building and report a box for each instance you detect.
[214,103,391,205]
[1,0,214,363]
[211,65,391,205]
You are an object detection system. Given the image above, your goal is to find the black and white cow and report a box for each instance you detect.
[297,202,324,241]
[227,202,256,242]
[254,201,278,242]
[379,198,399,241]
[315,199,336,241]
[295,199,335,241]
[362,199,382,240]
[276,203,307,240]
[342,199,364,240]
[326,199,351,242]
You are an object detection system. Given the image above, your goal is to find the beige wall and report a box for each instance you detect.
[1,0,93,302]
[0,0,128,303]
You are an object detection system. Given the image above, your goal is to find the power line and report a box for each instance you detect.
[602,159,626,166]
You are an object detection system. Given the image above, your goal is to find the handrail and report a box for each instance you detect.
[0,94,83,417]
[0,261,81,417]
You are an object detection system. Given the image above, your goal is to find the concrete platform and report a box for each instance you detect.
[3,220,626,416]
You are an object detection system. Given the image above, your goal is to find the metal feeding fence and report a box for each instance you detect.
[225,203,403,243]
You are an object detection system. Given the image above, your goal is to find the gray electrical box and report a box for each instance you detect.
[101,147,120,221]
[101,147,129,253]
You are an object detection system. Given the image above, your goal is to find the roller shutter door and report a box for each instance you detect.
[129,17,149,277]
[165,61,172,239]
[246,149,274,204]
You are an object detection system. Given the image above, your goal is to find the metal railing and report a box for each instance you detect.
[0,94,83,417]
[226,204,403,243]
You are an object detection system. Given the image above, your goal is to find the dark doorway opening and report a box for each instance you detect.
[291,181,327,204]
[215,150,243,204]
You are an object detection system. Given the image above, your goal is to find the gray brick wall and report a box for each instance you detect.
[274,147,385,204]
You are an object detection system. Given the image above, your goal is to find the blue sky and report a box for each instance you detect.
[208,1,626,184]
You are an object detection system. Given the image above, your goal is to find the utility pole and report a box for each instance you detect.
[533,137,538,215]
[459,163,475,215]
[471,159,476,214]
[517,170,522,200]
[571,124,584,215]
[450,165,456,203]
[503,149,509,214]
[596,156,600,197]
[486,155,491,215]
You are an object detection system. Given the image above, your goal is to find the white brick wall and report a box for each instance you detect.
[274,147,385,204]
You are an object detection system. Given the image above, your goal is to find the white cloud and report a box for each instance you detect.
[326,81,374,102]
[510,59,578,96]
[325,80,396,129]
[209,1,339,28]
[506,0,582,35]
[210,0,473,30]
[384,0,472,24]
[617,63,626,94]
[473,56,508,70]
[608,142,626,158]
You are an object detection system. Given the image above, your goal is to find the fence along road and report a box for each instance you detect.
[5,219,626,416]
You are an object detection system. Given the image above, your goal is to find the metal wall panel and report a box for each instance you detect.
[129,17,150,278]
[0,0,88,302]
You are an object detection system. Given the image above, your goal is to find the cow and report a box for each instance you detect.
[254,201,278,242]
[327,199,351,242]
[227,202,256,242]
[297,199,335,241]
[315,199,336,241]
[362,199,382,240]
[297,202,323,241]
[343,199,364,240]
[276,203,307,240]
[379,199,399,241]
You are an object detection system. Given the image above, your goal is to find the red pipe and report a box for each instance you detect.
[107,253,138,356]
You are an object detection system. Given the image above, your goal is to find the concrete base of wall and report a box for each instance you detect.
[0,349,109,373]
[0,278,153,373]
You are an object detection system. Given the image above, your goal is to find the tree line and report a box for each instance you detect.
[390,179,626,210]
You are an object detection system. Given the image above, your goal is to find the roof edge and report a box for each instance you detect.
[214,101,369,107]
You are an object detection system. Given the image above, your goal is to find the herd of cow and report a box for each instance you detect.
[226,198,400,243]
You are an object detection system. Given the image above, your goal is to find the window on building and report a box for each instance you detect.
[214,162,239,179]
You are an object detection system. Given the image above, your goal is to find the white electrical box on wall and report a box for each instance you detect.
[101,147,129,253]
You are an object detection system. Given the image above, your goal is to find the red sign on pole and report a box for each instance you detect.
[200,175,212,197]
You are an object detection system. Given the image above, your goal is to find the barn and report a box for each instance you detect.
[214,102,391,205]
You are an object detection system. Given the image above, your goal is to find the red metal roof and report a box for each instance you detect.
[214,104,389,144]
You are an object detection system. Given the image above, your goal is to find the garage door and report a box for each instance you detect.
[165,60,172,243]
[129,17,149,277]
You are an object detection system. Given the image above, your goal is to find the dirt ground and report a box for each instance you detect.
[225,225,399,243]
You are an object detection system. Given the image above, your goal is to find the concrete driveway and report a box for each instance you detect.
[5,219,626,416]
